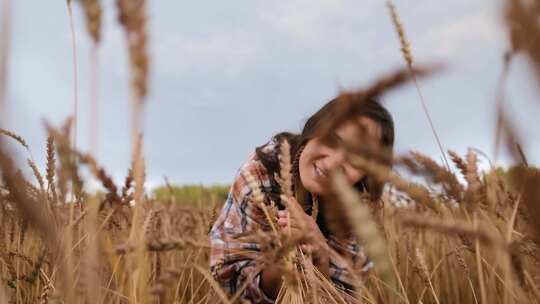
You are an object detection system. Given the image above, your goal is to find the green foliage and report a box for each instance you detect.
[152,184,230,208]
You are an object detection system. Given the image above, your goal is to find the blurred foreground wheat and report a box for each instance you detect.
[1,0,540,303]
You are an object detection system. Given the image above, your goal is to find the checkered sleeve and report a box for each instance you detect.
[209,154,276,303]
[327,235,373,297]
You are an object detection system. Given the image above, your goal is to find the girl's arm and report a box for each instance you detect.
[209,161,278,303]
[327,235,373,296]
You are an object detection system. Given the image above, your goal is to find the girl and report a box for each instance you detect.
[209,96,395,303]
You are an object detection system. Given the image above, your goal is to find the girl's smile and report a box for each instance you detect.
[299,116,382,195]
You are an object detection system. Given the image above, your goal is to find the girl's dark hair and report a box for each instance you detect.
[254,97,394,234]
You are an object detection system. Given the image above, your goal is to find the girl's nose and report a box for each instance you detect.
[326,149,347,172]
[327,150,363,185]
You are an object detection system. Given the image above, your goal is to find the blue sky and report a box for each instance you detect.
[2,0,539,189]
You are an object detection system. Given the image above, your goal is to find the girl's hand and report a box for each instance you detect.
[277,195,330,265]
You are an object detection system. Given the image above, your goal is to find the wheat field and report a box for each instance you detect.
[1,1,540,303]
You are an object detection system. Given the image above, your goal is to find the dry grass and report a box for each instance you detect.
[3,127,540,303]
[1,1,540,303]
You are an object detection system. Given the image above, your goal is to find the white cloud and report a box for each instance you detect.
[153,33,256,77]
[261,0,354,42]
[419,8,505,59]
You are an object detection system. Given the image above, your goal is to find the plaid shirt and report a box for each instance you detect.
[209,138,372,303]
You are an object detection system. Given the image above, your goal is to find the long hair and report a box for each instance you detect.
[254,96,394,234]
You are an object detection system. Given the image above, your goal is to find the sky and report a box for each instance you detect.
[1,0,539,190]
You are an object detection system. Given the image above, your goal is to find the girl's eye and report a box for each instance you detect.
[321,132,341,148]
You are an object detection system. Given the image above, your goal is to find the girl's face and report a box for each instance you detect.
[298,116,382,195]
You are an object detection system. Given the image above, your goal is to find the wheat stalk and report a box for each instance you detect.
[242,170,279,236]
[80,0,101,44]
[115,10,150,292]
[27,158,44,191]
[400,151,465,203]
[386,0,450,171]
[65,0,79,158]
[277,139,293,198]
[505,0,540,84]
[275,139,304,301]
[399,213,507,250]
[415,247,440,304]
[331,169,394,287]
[315,65,438,140]
[386,0,412,67]
[77,151,120,205]
[0,128,29,150]
[349,153,443,213]
[77,0,102,156]
[116,0,149,103]
[45,135,58,204]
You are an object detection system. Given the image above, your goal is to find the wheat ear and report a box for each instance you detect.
[242,170,279,236]
[0,128,29,150]
[331,170,394,286]
[386,0,450,171]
